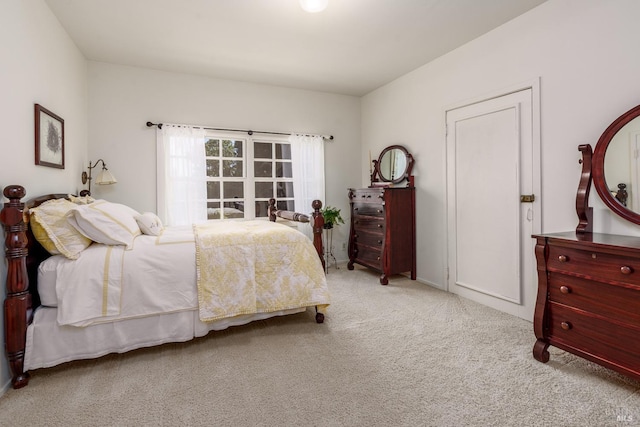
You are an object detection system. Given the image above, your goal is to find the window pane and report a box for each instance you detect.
[255,182,273,198]
[207,201,221,220]
[276,182,294,198]
[224,182,244,198]
[276,162,292,178]
[277,200,295,211]
[223,160,243,177]
[254,161,272,178]
[223,201,244,218]
[207,181,220,199]
[206,159,219,177]
[205,139,220,157]
[276,144,291,160]
[254,142,272,159]
[222,140,243,158]
[255,201,269,218]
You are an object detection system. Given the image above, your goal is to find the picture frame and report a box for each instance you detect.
[35,104,64,169]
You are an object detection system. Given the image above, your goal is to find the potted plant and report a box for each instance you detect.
[321,206,345,229]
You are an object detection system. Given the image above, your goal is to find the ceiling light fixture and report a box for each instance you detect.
[299,0,328,13]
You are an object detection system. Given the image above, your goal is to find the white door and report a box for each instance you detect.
[446,88,539,320]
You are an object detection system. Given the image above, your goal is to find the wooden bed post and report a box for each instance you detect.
[268,198,325,271]
[311,200,325,271]
[0,185,31,388]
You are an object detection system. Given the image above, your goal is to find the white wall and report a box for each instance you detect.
[361,0,640,290]
[0,0,88,392]
[87,62,361,258]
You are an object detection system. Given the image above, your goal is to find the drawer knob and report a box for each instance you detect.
[377,240,382,244]
[621,266,633,275]
[559,286,571,294]
[377,256,380,261]
[377,224,383,228]
[377,209,382,213]
[378,194,384,199]
[558,255,568,262]
[354,207,358,211]
[560,321,572,331]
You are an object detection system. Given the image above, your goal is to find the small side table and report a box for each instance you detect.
[323,225,338,273]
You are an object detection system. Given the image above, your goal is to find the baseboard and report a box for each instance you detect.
[0,378,11,397]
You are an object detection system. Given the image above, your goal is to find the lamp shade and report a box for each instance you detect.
[299,0,328,13]
[95,168,117,185]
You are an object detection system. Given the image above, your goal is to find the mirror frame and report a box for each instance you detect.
[592,104,640,225]
[371,145,414,186]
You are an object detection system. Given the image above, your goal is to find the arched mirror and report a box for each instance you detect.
[371,145,414,187]
[592,104,640,225]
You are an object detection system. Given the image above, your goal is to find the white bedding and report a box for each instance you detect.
[52,225,197,326]
[27,221,329,371]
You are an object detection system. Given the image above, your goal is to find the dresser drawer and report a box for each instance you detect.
[350,188,385,203]
[548,273,640,324]
[353,215,385,231]
[548,302,640,372]
[354,245,382,266]
[353,228,384,249]
[352,203,384,217]
[547,245,640,286]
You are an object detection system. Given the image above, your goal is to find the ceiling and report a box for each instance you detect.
[45,0,547,96]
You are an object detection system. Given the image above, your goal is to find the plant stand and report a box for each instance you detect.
[323,225,338,273]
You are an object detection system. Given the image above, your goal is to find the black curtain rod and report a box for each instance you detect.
[146,121,333,140]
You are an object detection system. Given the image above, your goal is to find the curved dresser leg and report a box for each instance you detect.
[347,260,354,270]
[533,339,550,363]
[380,274,388,285]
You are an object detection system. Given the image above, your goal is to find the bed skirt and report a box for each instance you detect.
[24,306,306,371]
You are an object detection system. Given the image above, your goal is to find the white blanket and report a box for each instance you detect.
[53,222,330,327]
[55,226,197,326]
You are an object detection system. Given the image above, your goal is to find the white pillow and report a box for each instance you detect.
[67,200,141,248]
[135,212,164,236]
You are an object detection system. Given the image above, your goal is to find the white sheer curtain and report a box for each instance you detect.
[290,134,325,239]
[156,125,207,226]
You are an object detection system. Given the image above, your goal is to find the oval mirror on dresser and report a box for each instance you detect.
[592,104,640,224]
[370,144,414,187]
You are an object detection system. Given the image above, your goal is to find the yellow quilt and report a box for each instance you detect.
[193,220,330,322]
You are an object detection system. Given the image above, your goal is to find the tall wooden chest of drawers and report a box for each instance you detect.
[532,231,640,381]
[347,187,416,285]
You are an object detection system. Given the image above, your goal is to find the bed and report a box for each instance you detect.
[1,185,329,389]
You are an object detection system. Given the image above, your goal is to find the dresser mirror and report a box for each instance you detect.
[592,104,640,225]
[370,144,414,187]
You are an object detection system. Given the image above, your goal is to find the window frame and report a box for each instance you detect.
[204,131,295,220]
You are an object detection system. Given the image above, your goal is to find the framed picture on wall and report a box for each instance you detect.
[35,104,64,169]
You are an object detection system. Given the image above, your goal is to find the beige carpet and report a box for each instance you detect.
[1,265,639,426]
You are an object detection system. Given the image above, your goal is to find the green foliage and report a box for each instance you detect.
[321,206,345,227]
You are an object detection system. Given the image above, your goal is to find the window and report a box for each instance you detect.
[204,137,246,219]
[204,133,295,220]
[157,125,325,227]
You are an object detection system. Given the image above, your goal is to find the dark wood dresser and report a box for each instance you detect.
[347,186,416,285]
[532,105,640,382]
[532,231,640,381]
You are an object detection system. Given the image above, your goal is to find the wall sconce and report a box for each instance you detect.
[300,0,328,13]
[80,159,117,196]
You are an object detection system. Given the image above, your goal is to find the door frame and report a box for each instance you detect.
[443,78,541,319]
